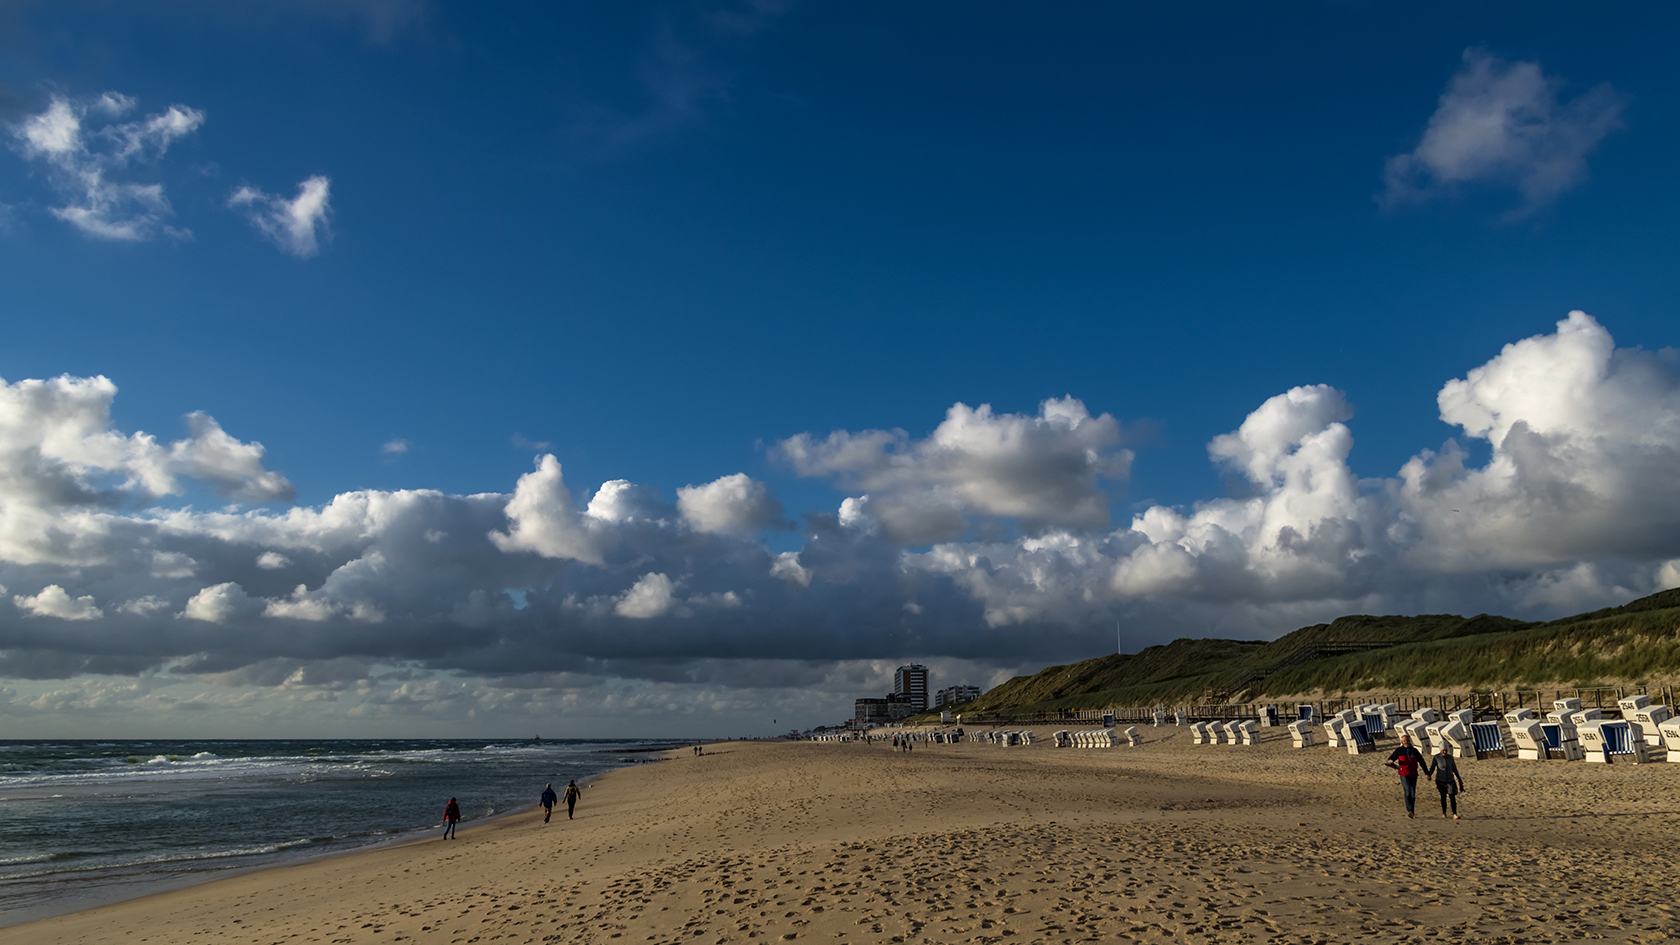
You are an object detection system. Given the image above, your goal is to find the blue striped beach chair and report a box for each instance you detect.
[1470,721,1506,759]
[1346,722,1374,754]
[1600,721,1648,763]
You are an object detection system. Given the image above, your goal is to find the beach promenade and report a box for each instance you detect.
[6,728,1676,945]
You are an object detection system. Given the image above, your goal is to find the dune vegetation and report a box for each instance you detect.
[936,588,1680,718]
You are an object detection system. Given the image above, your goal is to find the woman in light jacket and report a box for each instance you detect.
[1427,745,1466,820]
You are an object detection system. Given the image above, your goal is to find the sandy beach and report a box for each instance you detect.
[6,726,1677,945]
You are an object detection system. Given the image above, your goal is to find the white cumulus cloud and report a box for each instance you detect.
[489,455,604,563]
[777,397,1129,544]
[615,572,679,619]
[677,473,783,534]
[14,585,102,620]
[0,373,292,567]
[181,583,256,624]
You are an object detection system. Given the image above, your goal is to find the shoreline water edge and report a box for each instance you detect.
[5,728,1678,944]
[0,738,684,928]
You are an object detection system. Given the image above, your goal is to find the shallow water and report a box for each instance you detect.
[0,738,679,927]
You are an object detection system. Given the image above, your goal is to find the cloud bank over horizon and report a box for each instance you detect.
[2,312,1679,733]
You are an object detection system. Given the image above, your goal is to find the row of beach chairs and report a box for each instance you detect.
[1052,728,1143,748]
[1189,720,1260,745]
[1283,695,1680,764]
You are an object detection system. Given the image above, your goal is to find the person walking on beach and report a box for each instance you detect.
[1385,734,1427,819]
[563,780,582,820]
[1427,743,1467,820]
[540,783,558,824]
[443,797,461,839]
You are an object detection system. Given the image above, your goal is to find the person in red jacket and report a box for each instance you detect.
[443,797,461,839]
[1384,734,1427,819]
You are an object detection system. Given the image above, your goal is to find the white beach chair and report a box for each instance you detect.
[1391,719,1428,753]
[1152,710,1166,727]
[1657,717,1680,763]
[1322,718,1347,749]
[1288,719,1316,748]
[1124,725,1141,746]
[1502,708,1536,724]
[1236,720,1260,745]
[1411,707,1440,725]
[1616,695,1651,716]
[1630,706,1671,748]
[1445,709,1474,728]
[1222,721,1243,744]
[1190,721,1209,745]
[1578,720,1612,763]
[1054,729,1070,748]
[1552,698,1583,714]
[1509,719,1546,760]
[1429,720,1473,758]
[1378,703,1402,730]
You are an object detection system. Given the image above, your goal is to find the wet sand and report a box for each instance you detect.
[6,726,1677,945]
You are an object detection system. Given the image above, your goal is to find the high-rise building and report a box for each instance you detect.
[894,664,929,712]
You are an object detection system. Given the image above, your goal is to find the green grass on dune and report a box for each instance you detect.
[923,588,1680,721]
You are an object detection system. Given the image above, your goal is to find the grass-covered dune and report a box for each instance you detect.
[938,588,1680,719]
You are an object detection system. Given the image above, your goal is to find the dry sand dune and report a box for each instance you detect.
[7,726,1678,945]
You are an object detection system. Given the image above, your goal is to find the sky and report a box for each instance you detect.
[1,1,1678,738]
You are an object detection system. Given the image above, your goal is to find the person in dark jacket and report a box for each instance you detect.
[1385,734,1427,819]
[1427,744,1467,820]
[443,797,461,839]
[563,780,582,820]
[540,783,558,823]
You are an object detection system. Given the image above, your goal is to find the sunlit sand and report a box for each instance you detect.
[7,729,1676,944]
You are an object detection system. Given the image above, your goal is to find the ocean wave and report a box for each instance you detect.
[0,853,55,867]
[0,837,328,883]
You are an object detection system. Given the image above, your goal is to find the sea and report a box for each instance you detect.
[0,737,684,928]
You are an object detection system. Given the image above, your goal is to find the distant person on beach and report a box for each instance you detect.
[540,783,558,823]
[1384,734,1427,819]
[443,797,461,839]
[563,780,582,820]
[1427,744,1467,820]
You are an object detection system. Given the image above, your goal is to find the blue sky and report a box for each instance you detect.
[2,2,1678,737]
